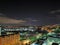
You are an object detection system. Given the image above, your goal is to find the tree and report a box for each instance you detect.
[54,29,60,34]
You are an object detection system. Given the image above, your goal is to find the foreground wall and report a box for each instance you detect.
[0,33,21,45]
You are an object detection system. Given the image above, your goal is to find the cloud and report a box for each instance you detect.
[0,17,26,24]
[50,9,60,14]
[0,13,3,15]
[31,20,40,22]
[50,11,55,14]
[0,16,40,25]
[23,18,40,22]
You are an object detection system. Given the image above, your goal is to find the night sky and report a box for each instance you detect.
[0,1,60,25]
